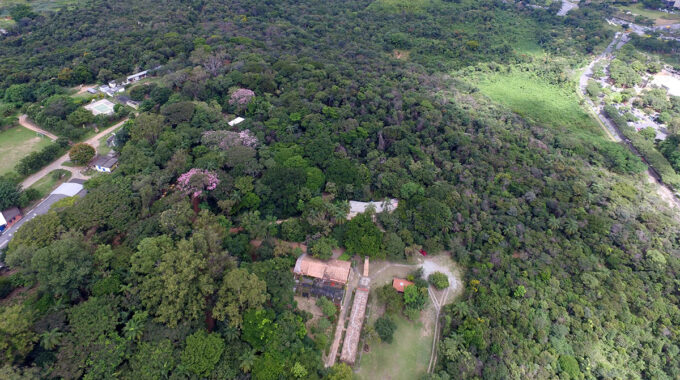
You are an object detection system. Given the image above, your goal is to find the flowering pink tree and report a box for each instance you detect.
[177,168,219,212]
[229,88,255,106]
[201,130,258,150]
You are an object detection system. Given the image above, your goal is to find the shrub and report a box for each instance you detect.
[374,315,397,343]
[316,296,337,319]
[0,277,14,299]
[428,272,449,290]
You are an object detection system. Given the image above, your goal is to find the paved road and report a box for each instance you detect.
[557,0,578,16]
[0,188,86,251]
[18,115,58,141]
[577,29,680,209]
[20,117,128,189]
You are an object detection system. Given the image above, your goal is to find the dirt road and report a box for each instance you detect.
[20,117,128,189]
[18,115,58,141]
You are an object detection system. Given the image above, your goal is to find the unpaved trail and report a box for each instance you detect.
[18,115,58,141]
[20,117,128,189]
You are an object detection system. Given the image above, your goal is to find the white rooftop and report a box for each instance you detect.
[228,117,245,127]
[52,182,84,197]
[347,199,398,219]
[652,71,680,97]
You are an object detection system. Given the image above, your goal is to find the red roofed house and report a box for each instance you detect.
[392,278,414,293]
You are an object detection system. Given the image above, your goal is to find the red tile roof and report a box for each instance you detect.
[392,278,414,293]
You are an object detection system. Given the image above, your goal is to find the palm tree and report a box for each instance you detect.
[239,349,257,373]
[124,318,144,342]
[40,328,63,350]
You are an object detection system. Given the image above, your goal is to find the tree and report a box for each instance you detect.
[66,108,95,127]
[31,236,93,300]
[128,340,176,379]
[374,315,397,343]
[130,113,165,143]
[403,284,426,311]
[69,143,95,165]
[9,4,36,20]
[327,363,353,380]
[309,237,337,260]
[316,296,337,319]
[344,212,383,257]
[213,268,268,328]
[7,212,63,252]
[428,272,449,290]
[133,237,215,327]
[181,330,225,377]
[40,328,64,350]
[0,304,36,363]
[176,168,219,212]
[0,178,21,209]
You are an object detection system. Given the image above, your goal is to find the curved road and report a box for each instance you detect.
[18,115,58,141]
[577,29,680,210]
[20,117,128,189]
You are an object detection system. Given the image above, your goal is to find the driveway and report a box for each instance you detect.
[20,117,128,189]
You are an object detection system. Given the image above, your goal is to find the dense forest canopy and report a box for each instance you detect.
[1,0,680,379]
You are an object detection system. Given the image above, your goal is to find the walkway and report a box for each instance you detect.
[20,117,128,189]
[18,115,58,141]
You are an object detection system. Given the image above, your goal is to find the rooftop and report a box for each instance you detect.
[1,207,21,223]
[52,182,84,197]
[347,199,398,219]
[392,278,414,293]
[340,288,369,365]
[293,254,351,284]
[93,154,119,169]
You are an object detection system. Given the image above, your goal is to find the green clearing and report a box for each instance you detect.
[473,70,602,136]
[356,315,432,380]
[0,0,80,16]
[617,4,680,25]
[28,169,71,197]
[367,0,438,14]
[0,126,52,176]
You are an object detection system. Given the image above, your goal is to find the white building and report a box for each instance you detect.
[228,117,245,127]
[127,70,148,82]
[93,155,119,173]
[347,199,399,220]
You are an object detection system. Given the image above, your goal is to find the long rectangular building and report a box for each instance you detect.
[339,287,369,365]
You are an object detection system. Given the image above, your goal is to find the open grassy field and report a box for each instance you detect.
[357,314,433,380]
[473,70,601,135]
[28,169,71,197]
[0,0,79,16]
[0,126,52,176]
[617,4,680,25]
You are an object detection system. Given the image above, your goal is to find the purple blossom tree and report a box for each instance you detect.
[177,168,219,212]
[229,88,255,105]
[201,130,258,150]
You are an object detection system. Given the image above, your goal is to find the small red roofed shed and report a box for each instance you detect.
[392,278,414,293]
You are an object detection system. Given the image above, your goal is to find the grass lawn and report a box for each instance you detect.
[617,4,680,25]
[0,126,53,176]
[28,169,71,197]
[473,70,602,135]
[357,315,432,380]
[97,124,124,156]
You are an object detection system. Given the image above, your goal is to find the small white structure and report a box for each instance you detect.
[87,88,98,94]
[85,99,116,116]
[93,154,118,173]
[52,182,85,197]
[127,70,148,82]
[228,117,245,127]
[347,199,398,220]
